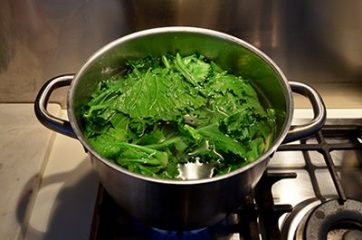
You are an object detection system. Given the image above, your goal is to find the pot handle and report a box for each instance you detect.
[283,81,326,143]
[34,74,77,138]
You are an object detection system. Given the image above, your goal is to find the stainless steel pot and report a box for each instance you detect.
[34,27,326,230]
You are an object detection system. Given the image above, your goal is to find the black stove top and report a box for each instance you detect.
[90,124,362,240]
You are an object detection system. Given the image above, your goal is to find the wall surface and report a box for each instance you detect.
[0,0,361,104]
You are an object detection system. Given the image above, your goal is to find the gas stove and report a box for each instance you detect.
[89,120,362,240]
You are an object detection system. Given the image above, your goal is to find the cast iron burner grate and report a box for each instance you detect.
[277,125,362,240]
[90,124,362,240]
[90,172,294,240]
[276,125,362,203]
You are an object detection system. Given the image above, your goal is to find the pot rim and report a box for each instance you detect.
[67,26,293,185]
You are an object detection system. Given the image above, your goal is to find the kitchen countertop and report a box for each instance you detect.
[25,123,98,240]
[0,104,60,240]
[0,104,98,240]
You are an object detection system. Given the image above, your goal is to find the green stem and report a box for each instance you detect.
[162,55,171,69]
[144,137,181,149]
[174,53,197,86]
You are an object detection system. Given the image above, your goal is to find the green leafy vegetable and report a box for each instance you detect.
[81,53,278,179]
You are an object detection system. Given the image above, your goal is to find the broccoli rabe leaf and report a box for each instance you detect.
[82,53,278,179]
[115,67,206,121]
[196,123,247,160]
[173,53,210,86]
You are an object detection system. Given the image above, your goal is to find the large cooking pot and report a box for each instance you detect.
[34,27,326,230]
